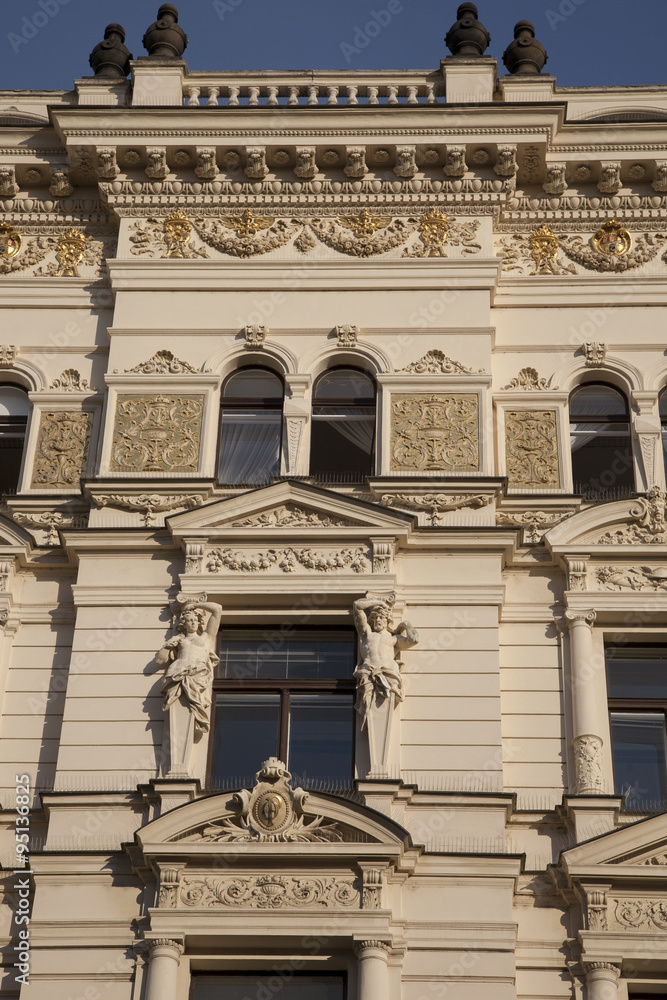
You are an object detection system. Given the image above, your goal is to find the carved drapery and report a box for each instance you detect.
[390,393,479,473]
[505,410,560,487]
[31,411,92,488]
[110,394,204,473]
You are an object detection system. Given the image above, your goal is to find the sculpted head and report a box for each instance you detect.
[179,606,205,635]
[368,605,392,633]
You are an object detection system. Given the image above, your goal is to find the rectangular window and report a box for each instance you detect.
[210,628,356,788]
[606,645,667,810]
[193,974,346,999]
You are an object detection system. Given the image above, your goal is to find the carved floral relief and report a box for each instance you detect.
[206,546,371,574]
[110,394,204,473]
[180,875,358,909]
[30,411,92,488]
[613,898,667,930]
[390,393,479,473]
[504,410,560,488]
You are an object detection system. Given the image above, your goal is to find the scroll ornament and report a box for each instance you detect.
[496,510,571,544]
[399,349,482,375]
[110,394,204,473]
[505,410,560,487]
[124,350,199,375]
[206,546,370,574]
[50,370,90,392]
[95,493,205,527]
[614,898,667,930]
[31,411,92,489]
[390,394,479,473]
[597,486,667,544]
[382,492,492,526]
[181,875,358,909]
[502,367,553,390]
[230,504,352,528]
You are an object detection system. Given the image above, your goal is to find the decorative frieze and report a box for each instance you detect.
[596,565,667,591]
[124,351,199,375]
[390,393,479,474]
[504,410,560,488]
[95,493,205,527]
[613,898,667,930]
[230,505,352,528]
[10,509,86,546]
[502,367,552,390]
[31,412,92,489]
[110,394,204,473]
[383,492,492,526]
[50,370,90,392]
[180,875,358,909]
[206,546,371,574]
[399,350,481,375]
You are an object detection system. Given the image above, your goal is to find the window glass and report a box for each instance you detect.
[660,390,667,482]
[0,385,29,495]
[610,712,667,808]
[219,369,283,485]
[310,368,375,481]
[193,975,345,1000]
[607,647,667,699]
[569,384,633,496]
[211,628,356,787]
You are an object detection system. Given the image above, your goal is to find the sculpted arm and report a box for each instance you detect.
[393,620,419,651]
[199,601,223,642]
[156,635,180,666]
[352,597,374,637]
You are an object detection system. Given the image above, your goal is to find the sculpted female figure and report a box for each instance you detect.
[156,594,222,775]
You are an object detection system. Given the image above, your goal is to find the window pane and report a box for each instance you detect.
[311,406,375,478]
[194,975,345,1000]
[219,410,282,484]
[570,423,633,493]
[570,384,628,418]
[217,632,355,680]
[0,386,30,418]
[288,694,355,783]
[223,369,283,400]
[314,369,374,400]
[610,712,667,808]
[211,694,280,783]
[607,647,667,699]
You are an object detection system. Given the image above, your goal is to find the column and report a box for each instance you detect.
[565,610,606,795]
[356,940,389,998]
[145,938,184,1000]
[586,963,620,1000]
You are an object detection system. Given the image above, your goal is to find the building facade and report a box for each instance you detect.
[1,3,667,998]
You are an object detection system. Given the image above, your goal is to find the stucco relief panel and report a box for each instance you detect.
[180,875,359,909]
[505,409,560,488]
[110,394,204,473]
[389,393,479,474]
[30,411,93,489]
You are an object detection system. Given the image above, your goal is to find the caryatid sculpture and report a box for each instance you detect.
[156,593,222,776]
[353,594,418,777]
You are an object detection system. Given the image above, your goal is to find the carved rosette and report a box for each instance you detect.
[573,734,605,795]
[505,410,560,488]
[31,412,92,489]
[110,394,204,473]
[390,394,479,474]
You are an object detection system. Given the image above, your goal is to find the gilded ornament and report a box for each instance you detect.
[416,210,449,257]
[218,209,273,238]
[163,209,193,259]
[54,228,86,277]
[336,208,392,239]
[390,393,479,473]
[30,411,92,489]
[193,215,298,259]
[0,223,22,260]
[591,219,632,257]
[529,224,561,275]
[110,394,204,473]
[504,410,560,488]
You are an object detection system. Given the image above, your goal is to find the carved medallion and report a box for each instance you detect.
[390,393,479,473]
[0,223,21,260]
[505,410,560,487]
[592,220,632,257]
[31,412,92,489]
[110,394,204,473]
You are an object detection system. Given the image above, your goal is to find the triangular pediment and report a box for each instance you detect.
[167,481,414,539]
[562,811,667,870]
[546,490,667,551]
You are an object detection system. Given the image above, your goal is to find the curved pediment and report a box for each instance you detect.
[0,513,33,551]
[545,489,667,551]
[137,759,412,856]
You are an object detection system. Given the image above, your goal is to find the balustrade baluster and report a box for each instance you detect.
[288,86,299,106]
[327,87,339,106]
[368,87,379,105]
[206,87,219,107]
[426,85,436,104]
[186,86,200,107]
[387,86,399,105]
[228,86,240,107]
[346,86,359,106]
[407,86,418,105]
[248,87,260,106]
[267,86,279,106]
[307,86,319,106]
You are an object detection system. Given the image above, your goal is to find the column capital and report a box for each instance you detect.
[354,940,390,957]
[585,962,621,977]
[565,609,597,628]
[146,938,184,958]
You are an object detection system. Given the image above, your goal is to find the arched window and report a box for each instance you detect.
[310,368,376,481]
[0,385,29,495]
[219,368,284,485]
[660,389,667,481]
[569,383,634,496]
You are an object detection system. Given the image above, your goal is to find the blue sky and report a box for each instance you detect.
[1,0,666,92]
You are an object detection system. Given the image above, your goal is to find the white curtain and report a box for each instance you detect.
[313,408,375,453]
[219,411,281,483]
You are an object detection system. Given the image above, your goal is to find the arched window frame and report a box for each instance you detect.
[218,366,285,486]
[568,381,635,499]
[309,366,377,483]
[0,382,31,496]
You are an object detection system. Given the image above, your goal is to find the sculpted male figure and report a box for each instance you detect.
[353,594,418,728]
[156,595,222,736]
